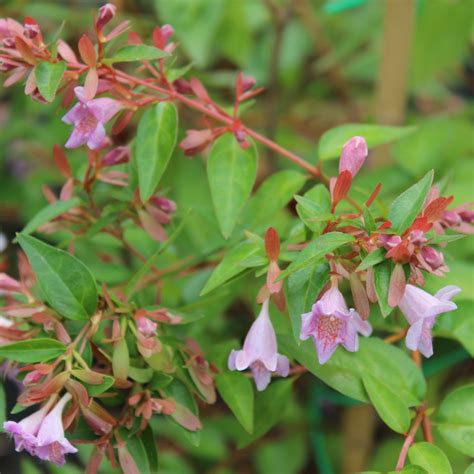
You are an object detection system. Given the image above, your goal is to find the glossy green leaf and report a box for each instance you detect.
[287,263,330,341]
[279,336,425,405]
[216,371,254,433]
[141,425,159,473]
[373,260,394,317]
[277,232,355,280]
[318,123,416,161]
[363,373,411,433]
[200,241,263,295]
[388,170,434,233]
[408,443,452,474]
[108,45,169,63]
[35,61,67,102]
[0,339,66,363]
[436,383,474,456]
[207,135,257,238]
[356,248,385,272]
[242,170,306,232]
[22,198,81,235]
[135,102,178,202]
[17,234,98,320]
[239,379,293,448]
[295,184,331,234]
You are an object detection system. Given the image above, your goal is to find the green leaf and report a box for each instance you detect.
[35,61,67,102]
[200,241,262,295]
[278,232,355,280]
[279,336,425,405]
[112,339,129,380]
[295,184,331,234]
[207,135,258,238]
[408,443,452,474]
[216,371,254,434]
[141,425,159,473]
[108,45,169,63]
[465,464,474,474]
[434,299,474,356]
[373,260,394,317]
[22,198,81,235]
[118,428,151,473]
[388,170,434,233]
[287,263,330,341]
[318,123,416,161]
[0,383,6,429]
[363,373,411,433]
[0,339,66,363]
[82,375,115,397]
[239,379,293,448]
[436,383,474,457]
[135,102,178,202]
[356,248,385,272]
[17,234,98,320]
[153,0,226,67]
[242,170,306,232]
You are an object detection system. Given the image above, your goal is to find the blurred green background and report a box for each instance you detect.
[0,1,472,473]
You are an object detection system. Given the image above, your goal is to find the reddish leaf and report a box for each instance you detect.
[265,227,280,261]
[331,170,352,210]
[424,196,454,222]
[14,36,36,65]
[365,183,382,208]
[350,272,370,319]
[388,263,406,307]
[78,34,97,67]
[53,145,72,178]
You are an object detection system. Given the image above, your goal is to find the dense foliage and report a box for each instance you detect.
[0,1,472,473]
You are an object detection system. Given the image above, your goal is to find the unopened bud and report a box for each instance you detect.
[421,247,444,271]
[339,136,368,177]
[96,3,116,31]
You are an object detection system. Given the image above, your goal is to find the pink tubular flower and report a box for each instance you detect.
[35,392,77,465]
[399,284,460,358]
[300,285,372,364]
[339,136,368,177]
[62,87,122,150]
[228,299,289,391]
[3,396,56,455]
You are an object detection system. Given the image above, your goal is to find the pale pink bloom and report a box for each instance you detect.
[35,393,77,465]
[136,315,157,337]
[0,273,22,293]
[62,87,122,150]
[228,299,289,391]
[399,284,460,357]
[3,396,55,455]
[300,285,372,364]
[339,136,368,177]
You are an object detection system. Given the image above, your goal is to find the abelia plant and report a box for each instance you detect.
[0,5,472,473]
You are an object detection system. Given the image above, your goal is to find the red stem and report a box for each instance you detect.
[395,407,424,471]
[107,68,323,179]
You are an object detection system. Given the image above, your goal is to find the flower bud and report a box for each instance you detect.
[421,247,445,271]
[96,3,116,31]
[101,146,130,167]
[339,136,368,177]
